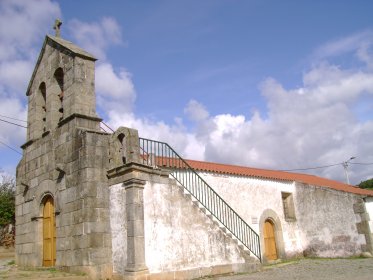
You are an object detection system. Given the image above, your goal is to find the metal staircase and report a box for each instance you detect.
[139,137,261,261]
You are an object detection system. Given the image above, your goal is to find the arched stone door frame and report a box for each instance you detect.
[259,209,285,263]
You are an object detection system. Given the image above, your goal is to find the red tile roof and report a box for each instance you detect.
[183,159,373,197]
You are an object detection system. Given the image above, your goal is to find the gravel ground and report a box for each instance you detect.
[214,258,373,280]
[1,253,372,279]
[0,253,88,280]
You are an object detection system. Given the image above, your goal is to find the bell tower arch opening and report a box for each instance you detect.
[54,67,64,123]
[33,82,47,138]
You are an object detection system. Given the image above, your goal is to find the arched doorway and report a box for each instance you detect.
[43,196,56,266]
[264,219,278,260]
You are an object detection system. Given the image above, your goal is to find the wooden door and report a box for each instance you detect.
[43,196,56,266]
[264,220,277,260]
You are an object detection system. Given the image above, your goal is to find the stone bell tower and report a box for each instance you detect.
[16,20,113,279]
[25,19,99,142]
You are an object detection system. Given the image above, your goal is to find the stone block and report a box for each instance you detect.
[88,247,111,265]
[127,220,145,237]
[16,233,34,244]
[63,200,81,213]
[126,204,144,221]
[21,243,34,254]
[58,236,72,251]
[79,183,98,198]
[83,221,109,234]
[211,264,233,275]
[357,221,370,234]
[71,249,89,266]
[83,196,109,208]
[72,210,84,224]
[353,203,366,214]
[71,223,84,236]
[174,268,201,279]
[82,208,100,222]
[127,237,146,265]
[148,271,174,280]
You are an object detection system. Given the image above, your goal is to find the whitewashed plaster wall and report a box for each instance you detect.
[294,183,364,257]
[198,172,365,258]
[365,197,373,232]
[109,183,127,274]
[143,180,246,273]
[198,172,303,257]
[109,172,366,274]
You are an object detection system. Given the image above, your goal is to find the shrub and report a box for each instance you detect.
[0,172,15,226]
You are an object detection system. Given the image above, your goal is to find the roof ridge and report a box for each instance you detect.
[182,158,373,197]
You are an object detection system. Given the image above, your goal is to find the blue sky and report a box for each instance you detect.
[0,0,372,184]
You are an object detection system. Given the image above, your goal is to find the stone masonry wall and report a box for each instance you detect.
[16,36,112,279]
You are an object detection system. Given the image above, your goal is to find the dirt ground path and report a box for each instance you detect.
[1,247,373,280]
[0,248,88,280]
[215,258,373,280]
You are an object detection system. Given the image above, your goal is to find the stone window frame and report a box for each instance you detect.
[281,192,296,221]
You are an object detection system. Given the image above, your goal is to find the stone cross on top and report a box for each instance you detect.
[53,19,62,37]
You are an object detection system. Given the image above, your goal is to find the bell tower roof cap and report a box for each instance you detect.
[26,35,97,96]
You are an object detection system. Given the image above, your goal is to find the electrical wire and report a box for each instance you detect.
[277,163,342,172]
[350,162,373,165]
[0,140,22,155]
[0,114,27,123]
[0,118,27,128]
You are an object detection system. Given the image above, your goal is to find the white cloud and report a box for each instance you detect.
[357,43,373,70]
[184,99,209,121]
[182,59,373,184]
[100,30,373,185]
[68,17,134,115]
[314,30,373,61]
[0,0,61,97]
[96,63,136,113]
[0,0,60,159]
[106,110,205,161]
[0,60,34,95]
[68,17,123,60]
[0,0,60,61]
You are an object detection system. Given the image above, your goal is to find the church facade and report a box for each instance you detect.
[16,32,373,280]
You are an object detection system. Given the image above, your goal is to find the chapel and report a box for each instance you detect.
[16,22,373,280]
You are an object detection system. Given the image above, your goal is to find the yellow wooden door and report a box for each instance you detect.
[43,196,56,266]
[264,220,278,260]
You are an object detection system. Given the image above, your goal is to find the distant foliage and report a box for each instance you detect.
[0,172,15,226]
[359,178,373,190]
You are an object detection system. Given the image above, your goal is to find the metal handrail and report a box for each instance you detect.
[139,137,261,261]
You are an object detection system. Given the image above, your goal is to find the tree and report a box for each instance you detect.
[0,172,15,226]
[359,178,373,190]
